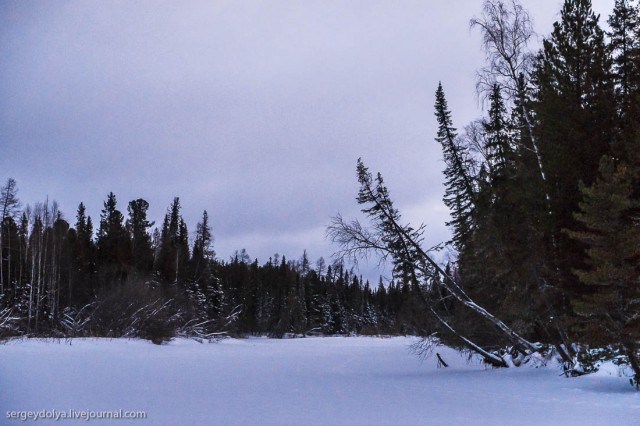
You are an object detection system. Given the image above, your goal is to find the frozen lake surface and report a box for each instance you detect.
[2,336,639,425]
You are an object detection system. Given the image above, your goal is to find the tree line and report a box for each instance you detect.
[0,185,432,343]
[331,0,640,388]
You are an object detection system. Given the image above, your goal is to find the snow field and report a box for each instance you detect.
[1,336,639,425]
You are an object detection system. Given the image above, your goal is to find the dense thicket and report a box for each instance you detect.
[0,187,428,342]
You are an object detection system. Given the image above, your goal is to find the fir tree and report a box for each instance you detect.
[96,193,131,287]
[156,198,186,284]
[177,218,190,284]
[607,0,640,163]
[567,156,640,387]
[434,83,476,251]
[482,84,513,179]
[608,0,639,105]
[70,203,95,304]
[191,210,214,283]
[126,199,154,274]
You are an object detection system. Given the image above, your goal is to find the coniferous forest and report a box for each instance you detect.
[0,189,428,342]
[2,0,640,390]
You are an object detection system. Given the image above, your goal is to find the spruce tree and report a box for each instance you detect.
[96,193,131,287]
[608,0,639,105]
[483,84,512,179]
[567,156,640,387]
[192,210,213,282]
[177,218,190,285]
[434,83,476,251]
[608,0,640,164]
[70,203,95,304]
[156,198,183,284]
[126,199,154,274]
[97,193,127,263]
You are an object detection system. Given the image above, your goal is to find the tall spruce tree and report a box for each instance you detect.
[434,83,476,251]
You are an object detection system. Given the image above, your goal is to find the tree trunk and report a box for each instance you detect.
[623,342,640,390]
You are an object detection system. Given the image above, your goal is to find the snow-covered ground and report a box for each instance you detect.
[1,336,639,425]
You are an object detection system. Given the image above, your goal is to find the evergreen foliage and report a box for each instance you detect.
[567,156,640,386]
[434,83,476,251]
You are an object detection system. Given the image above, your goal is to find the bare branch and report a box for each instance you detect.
[470,0,535,104]
[327,214,390,267]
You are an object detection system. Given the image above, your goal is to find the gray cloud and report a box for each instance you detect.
[0,0,614,280]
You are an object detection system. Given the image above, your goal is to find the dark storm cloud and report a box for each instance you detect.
[0,0,613,277]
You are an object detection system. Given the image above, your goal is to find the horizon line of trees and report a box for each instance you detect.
[0,183,431,342]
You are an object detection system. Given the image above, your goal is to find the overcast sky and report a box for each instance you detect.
[0,0,613,279]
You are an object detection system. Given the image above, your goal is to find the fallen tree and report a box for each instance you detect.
[329,159,545,367]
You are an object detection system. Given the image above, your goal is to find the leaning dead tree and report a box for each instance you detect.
[329,159,542,367]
